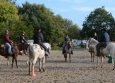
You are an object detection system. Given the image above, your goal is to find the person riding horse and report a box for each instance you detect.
[62,34,73,54]
[93,32,98,41]
[3,30,13,58]
[33,27,50,56]
[19,31,27,44]
[96,28,110,56]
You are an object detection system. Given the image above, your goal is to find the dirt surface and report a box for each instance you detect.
[0,49,115,83]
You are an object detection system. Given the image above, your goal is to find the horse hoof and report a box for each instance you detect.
[43,69,45,72]
[39,69,41,72]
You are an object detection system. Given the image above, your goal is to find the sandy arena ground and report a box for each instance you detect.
[0,48,115,83]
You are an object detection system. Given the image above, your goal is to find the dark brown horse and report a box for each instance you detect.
[17,44,29,55]
[0,43,29,68]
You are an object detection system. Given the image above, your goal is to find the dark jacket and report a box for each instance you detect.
[33,31,44,44]
[94,36,98,41]
[100,32,110,42]
[64,36,70,43]
[3,33,12,44]
[19,34,27,44]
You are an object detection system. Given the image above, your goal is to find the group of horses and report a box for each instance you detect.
[0,40,73,76]
[0,42,51,76]
[1,38,115,76]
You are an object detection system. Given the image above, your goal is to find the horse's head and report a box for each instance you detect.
[66,41,72,50]
[87,38,99,48]
[85,40,89,50]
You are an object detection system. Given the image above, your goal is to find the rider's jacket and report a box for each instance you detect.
[33,31,44,44]
[100,32,110,42]
[3,33,12,44]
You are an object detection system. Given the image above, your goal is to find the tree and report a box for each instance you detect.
[18,2,66,46]
[81,6,115,41]
[64,19,81,39]
[0,0,18,22]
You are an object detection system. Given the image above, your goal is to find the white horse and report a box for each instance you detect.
[27,44,45,76]
[86,40,95,62]
[87,38,115,69]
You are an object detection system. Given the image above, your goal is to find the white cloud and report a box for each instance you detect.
[59,9,69,12]
[106,7,115,11]
[73,7,94,11]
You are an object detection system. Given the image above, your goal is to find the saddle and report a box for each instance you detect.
[96,42,107,57]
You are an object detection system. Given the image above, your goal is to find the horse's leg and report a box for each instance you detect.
[101,56,103,68]
[7,56,12,66]
[23,50,27,55]
[12,55,15,68]
[69,53,71,62]
[91,52,92,62]
[29,59,31,75]
[39,59,42,72]
[15,54,18,68]
[64,54,67,62]
[96,56,99,68]
[31,58,37,76]
[93,52,95,62]
[42,58,45,72]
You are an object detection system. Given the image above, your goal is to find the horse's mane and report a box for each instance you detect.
[90,38,99,43]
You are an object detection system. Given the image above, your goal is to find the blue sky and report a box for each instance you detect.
[16,0,115,29]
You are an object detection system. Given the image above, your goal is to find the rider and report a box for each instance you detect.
[100,28,110,43]
[93,32,98,41]
[3,30,13,58]
[19,31,27,44]
[33,27,50,56]
[62,34,73,54]
[96,28,110,56]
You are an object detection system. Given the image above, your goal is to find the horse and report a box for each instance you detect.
[0,44,20,68]
[27,44,45,76]
[63,41,72,62]
[86,40,95,62]
[0,43,29,68]
[87,38,115,69]
[16,43,29,55]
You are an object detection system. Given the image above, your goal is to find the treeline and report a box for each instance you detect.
[0,0,80,46]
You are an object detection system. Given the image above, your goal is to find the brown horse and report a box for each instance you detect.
[0,43,29,68]
[0,44,19,68]
[88,45,95,62]
[17,44,29,55]
[63,41,72,62]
